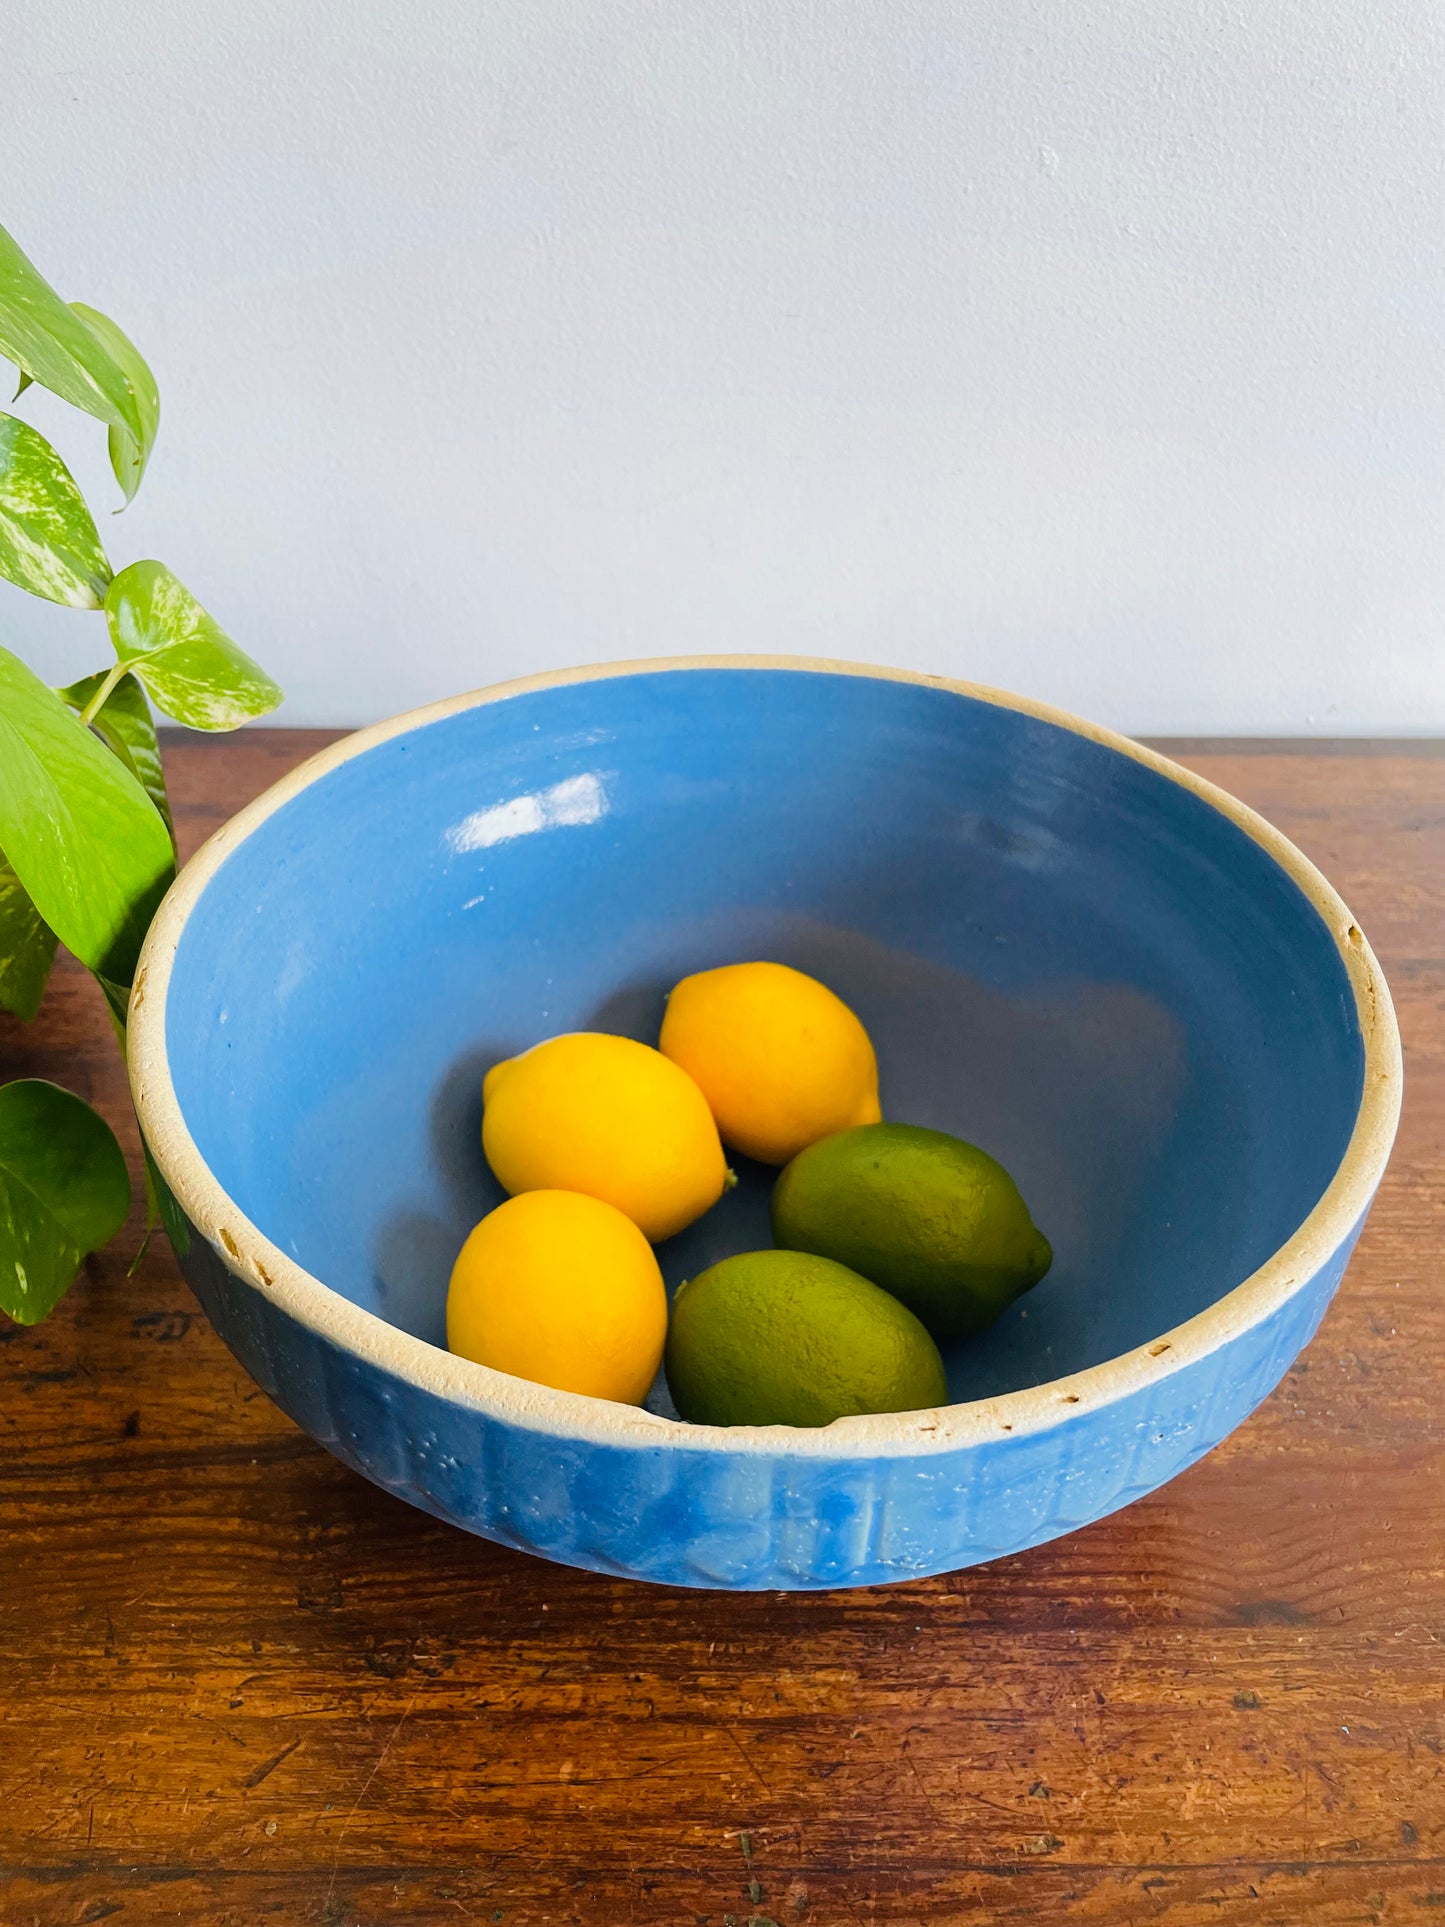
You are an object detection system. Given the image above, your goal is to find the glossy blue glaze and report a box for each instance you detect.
[155,667,1379,1586]
[177,1216,1360,1588]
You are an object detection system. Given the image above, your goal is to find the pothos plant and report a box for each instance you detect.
[0,220,282,1325]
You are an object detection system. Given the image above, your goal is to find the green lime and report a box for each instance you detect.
[664,1248,948,1428]
[771,1122,1052,1342]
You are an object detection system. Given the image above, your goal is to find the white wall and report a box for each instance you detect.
[5,1,1442,732]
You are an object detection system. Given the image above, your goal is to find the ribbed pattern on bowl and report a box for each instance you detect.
[176,1212,1362,1590]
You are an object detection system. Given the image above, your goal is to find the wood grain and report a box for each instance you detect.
[2,732,1442,1927]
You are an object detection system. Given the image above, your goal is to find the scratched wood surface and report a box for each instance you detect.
[1,733,1441,1927]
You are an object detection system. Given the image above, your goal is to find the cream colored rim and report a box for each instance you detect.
[128,656,1402,1458]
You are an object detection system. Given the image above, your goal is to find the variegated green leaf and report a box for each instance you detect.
[60,668,174,839]
[0,413,112,607]
[0,848,56,1022]
[0,644,174,984]
[0,222,142,442]
[104,560,282,730]
[70,303,160,506]
[0,1078,131,1323]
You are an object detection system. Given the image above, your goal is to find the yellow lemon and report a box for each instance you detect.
[659,961,881,1165]
[447,1190,667,1403]
[482,1031,727,1241]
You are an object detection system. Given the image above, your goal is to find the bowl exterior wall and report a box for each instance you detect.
[171,1204,1369,1590]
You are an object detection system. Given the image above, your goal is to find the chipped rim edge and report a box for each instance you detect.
[128,655,1403,1461]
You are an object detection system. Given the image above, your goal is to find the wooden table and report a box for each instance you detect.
[3,735,1441,1927]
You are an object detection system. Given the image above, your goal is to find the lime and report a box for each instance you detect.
[664,1248,947,1428]
[771,1122,1052,1342]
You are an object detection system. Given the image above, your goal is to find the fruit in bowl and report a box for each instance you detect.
[480,1031,727,1241]
[660,960,881,1164]
[773,1122,1053,1342]
[664,1249,948,1428]
[447,1190,668,1405]
[451,963,1052,1424]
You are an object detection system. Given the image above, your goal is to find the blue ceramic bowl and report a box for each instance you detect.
[130,661,1400,1589]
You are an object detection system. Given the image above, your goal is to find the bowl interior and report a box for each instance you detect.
[164,669,1364,1408]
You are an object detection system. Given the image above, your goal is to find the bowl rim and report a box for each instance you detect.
[128,655,1403,1459]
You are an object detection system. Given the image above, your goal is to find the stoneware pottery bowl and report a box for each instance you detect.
[129,659,1401,1589]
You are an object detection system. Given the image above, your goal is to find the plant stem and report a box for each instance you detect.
[78,659,128,726]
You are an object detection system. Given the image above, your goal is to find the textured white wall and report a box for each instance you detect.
[5,1,1442,731]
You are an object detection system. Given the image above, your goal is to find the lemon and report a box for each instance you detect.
[658,961,881,1165]
[771,1122,1052,1341]
[482,1031,727,1242]
[664,1248,947,1427]
[447,1189,667,1403]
